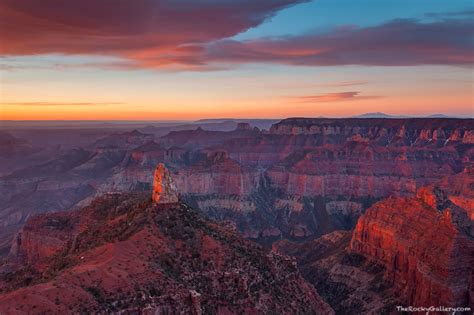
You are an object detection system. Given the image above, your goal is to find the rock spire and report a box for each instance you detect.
[152,163,179,204]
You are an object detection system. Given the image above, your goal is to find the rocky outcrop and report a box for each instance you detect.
[152,163,179,204]
[1,192,333,314]
[9,212,78,270]
[350,168,474,308]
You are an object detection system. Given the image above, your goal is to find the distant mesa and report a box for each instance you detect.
[426,113,456,118]
[152,163,179,204]
[236,122,252,130]
[352,112,463,119]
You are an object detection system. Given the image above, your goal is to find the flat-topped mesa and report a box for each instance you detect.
[269,118,474,144]
[152,163,179,204]
[236,122,252,130]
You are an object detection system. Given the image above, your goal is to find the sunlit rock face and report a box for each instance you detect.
[272,169,474,314]
[350,168,474,308]
[152,163,179,204]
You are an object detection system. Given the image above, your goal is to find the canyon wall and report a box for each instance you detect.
[173,118,473,242]
[273,169,473,313]
[350,168,474,308]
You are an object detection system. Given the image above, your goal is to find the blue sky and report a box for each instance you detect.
[236,0,474,40]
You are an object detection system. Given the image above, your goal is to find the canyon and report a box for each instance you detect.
[0,118,472,255]
[0,118,472,313]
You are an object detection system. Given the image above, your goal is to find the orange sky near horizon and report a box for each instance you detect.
[1,95,472,120]
[1,62,473,120]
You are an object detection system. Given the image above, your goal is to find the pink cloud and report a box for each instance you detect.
[0,0,305,57]
[0,2,472,70]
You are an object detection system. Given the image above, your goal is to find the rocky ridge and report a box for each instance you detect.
[0,165,333,314]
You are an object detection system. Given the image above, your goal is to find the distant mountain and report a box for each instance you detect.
[426,114,461,118]
[351,112,409,119]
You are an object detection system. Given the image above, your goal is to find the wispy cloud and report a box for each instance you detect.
[291,91,382,103]
[425,9,474,18]
[1,102,125,106]
[267,80,369,90]
[318,81,369,87]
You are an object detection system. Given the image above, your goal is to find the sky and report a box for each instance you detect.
[0,0,473,120]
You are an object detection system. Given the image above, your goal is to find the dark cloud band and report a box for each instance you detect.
[1,1,472,70]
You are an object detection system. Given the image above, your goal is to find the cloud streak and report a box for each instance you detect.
[291,91,381,103]
[1,102,125,106]
[318,81,369,87]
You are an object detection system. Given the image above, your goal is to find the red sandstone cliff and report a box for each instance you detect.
[273,169,474,313]
[350,168,474,308]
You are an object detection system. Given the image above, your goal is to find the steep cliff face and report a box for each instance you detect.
[272,170,473,313]
[266,144,460,198]
[0,171,333,314]
[350,168,474,308]
[270,118,473,142]
[264,118,472,199]
[175,151,260,196]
